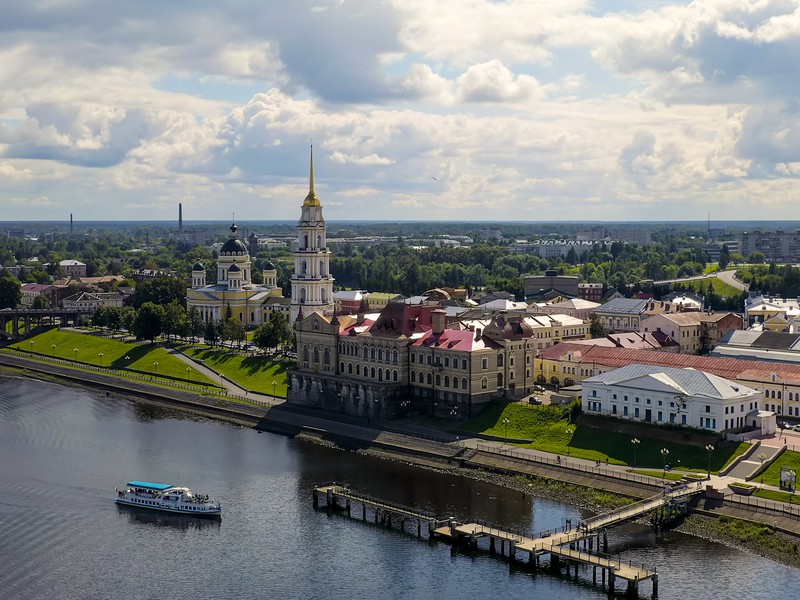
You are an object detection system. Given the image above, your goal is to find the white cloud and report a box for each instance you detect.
[0,1,798,222]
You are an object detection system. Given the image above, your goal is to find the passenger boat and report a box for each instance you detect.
[115,481,221,517]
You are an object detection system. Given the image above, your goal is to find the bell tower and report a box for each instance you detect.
[290,147,334,322]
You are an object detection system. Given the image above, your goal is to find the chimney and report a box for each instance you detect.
[70,213,73,235]
[432,309,446,335]
[178,203,183,232]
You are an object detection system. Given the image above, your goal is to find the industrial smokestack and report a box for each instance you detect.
[178,203,183,232]
[70,213,73,235]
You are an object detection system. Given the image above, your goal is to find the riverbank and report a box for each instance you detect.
[3,354,799,570]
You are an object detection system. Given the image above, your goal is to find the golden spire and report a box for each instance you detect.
[303,145,321,207]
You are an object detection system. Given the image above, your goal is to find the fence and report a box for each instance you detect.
[0,349,276,409]
[474,442,665,490]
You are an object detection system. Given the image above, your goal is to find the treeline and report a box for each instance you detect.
[329,240,722,298]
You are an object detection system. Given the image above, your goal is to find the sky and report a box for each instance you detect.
[2,0,800,223]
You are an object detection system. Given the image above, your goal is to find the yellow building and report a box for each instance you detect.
[186,222,284,326]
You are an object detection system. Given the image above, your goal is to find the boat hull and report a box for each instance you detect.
[115,498,221,518]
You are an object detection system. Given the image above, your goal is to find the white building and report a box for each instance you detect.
[290,147,334,322]
[582,363,766,433]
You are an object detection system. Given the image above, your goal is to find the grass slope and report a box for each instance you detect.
[760,450,800,488]
[10,329,215,386]
[184,347,291,396]
[461,401,748,470]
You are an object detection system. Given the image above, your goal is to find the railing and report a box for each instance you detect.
[0,350,276,408]
[723,491,800,518]
[474,442,664,490]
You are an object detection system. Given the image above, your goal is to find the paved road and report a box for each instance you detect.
[653,269,749,292]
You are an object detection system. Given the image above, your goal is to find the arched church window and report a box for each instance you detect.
[301,261,307,275]
[303,234,308,249]
[313,347,320,363]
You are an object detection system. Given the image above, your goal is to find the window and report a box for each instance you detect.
[705,405,711,413]
[411,372,416,383]
[592,390,597,397]
[481,377,488,390]
[634,407,640,418]
[482,357,488,370]
[462,378,468,390]
[462,359,468,370]
[497,354,504,367]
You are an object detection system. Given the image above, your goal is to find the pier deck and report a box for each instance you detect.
[312,482,703,597]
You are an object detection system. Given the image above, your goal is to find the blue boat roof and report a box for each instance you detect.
[126,481,174,491]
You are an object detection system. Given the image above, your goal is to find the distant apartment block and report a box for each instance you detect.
[738,230,800,262]
[578,282,603,302]
[524,270,579,298]
[59,259,87,278]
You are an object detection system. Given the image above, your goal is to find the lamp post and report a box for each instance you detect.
[565,427,574,456]
[757,452,767,485]
[502,417,510,445]
[29,340,34,353]
[153,361,159,377]
[660,448,670,480]
[272,380,277,399]
[98,352,104,367]
[50,343,56,357]
[73,347,79,361]
[186,367,191,384]
[631,437,640,467]
[705,444,715,479]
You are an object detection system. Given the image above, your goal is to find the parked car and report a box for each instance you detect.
[793,424,800,432]
[528,396,541,405]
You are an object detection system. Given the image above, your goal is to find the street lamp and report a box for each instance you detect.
[502,417,510,444]
[660,448,670,479]
[705,444,715,479]
[98,352,104,367]
[757,452,767,485]
[29,340,34,353]
[631,437,641,467]
[50,343,56,357]
[73,347,79,361]
[565,427,574,456]
[186,367,191,384]
[153,361,159,377]
[272,380,277,399]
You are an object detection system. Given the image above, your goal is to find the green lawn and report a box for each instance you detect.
[184,347,291,396]
[461,401,749,470]
[9,329,216,386]
[630,469,684,481]
[680,275,740,299]
[759,450,800,488]
[753,488,798,503]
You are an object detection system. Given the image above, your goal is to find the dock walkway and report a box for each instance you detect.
[312,482,692,597]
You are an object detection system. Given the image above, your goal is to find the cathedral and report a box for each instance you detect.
[186,148,333,327]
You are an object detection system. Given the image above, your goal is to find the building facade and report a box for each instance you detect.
[290,148,334,322]
[186,223,283,326]
[582,364,763,433]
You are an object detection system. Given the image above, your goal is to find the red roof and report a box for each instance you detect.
[411,328,498,352]
[541,342,800,385]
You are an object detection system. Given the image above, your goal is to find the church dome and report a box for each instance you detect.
[220,222,249,256]
[192,262,205,271]
[264,260,276,271]
[228,262,241,273]
[220,238,248,256]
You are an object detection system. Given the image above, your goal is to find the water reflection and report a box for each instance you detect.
[117,506,222,531]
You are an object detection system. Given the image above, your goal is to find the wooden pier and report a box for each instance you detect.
[313,482,702,597]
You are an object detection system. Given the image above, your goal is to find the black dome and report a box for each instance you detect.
[264,260,276,271]
[192,262,205,271]
[220,238,248,256]
[228,262,241,273]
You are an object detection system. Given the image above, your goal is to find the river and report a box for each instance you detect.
[0,377,795,599]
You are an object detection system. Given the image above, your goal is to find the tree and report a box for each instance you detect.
[188,306,204,341]
[131,302,164,342]
[718,244,731,270]
[130,275,186,309]
[205,319,220,346]
[31,295,51,309]
[748,251,765,264]
[0,271,22,308]
[161,300,188,342]
[253,312,292,353]
[589,313,606,339]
